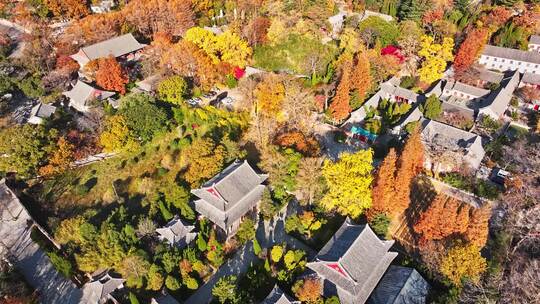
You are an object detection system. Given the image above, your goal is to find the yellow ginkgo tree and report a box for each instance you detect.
[184,27,252,68]
[417,35,454,84]
[320,149,374,218]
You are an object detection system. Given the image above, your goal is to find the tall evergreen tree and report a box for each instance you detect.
[350,52,372,104]
[413,194,471,242]
[370,149,397,217]
[393,128,424,213]
[329,60,352,122]
[398,0,428,21]
[465,204,491,248]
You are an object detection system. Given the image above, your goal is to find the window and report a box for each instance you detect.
[502,59,505,62]
[518,62,522,65]
[510,61,514,64]
[494,58,498,62]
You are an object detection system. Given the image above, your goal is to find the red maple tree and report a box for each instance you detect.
[454,28,489,72]
[95,56,129,94]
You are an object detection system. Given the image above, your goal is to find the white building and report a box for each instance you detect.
[343,81,421,130]
[63,81,115,113]
[27,102,56,124]
[519,72,540,88]
[70,33,146,67]
[90,0,115,14]
[156,216,197,249]
[478,45,540,74]
[528,35,540,53]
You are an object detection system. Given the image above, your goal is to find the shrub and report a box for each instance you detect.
[333,131,347,143]
[225,74,238,88]
[400,76,416,89]
[474,180,500,200]
[47,252,72,277]
[129,292,140,304]
[481,116,501,133]
[370,213,391,237]
[165,276,181,291]
[236,218,256,245]
[158,75,188,105]
[74,184,90,195]
[253,238,262,256]
[184,276,199,290]
[156,167,169,177]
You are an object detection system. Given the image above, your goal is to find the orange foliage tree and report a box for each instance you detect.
[255,75,286,116]
[293,277,322,304]
[350,51,372,104]
[160,40,220,89]
[465,204,491,247]
[123,0,195,38]
[483,7,512,31]
[45,0,89,19]
[95,56,129,94]
[369,148,397,217]
[39,137,74,177]
[244,17,271,46]
[414,194,471,242]
[274,131,320,156]
[329,60,352,122]
[454,28,489,73]
[393,128,424,214]
[422,9,444,25]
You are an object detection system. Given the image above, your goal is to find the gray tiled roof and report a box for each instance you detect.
[30,102,56,119]
[307,219,398,304]
[521,72,540,85]
[194,184,266,231]
[0,180,82,304]
[261,285,299,304]
[394,105,423,131]
[151,292,180,304]
[478,68,504,84]
[380,83,420,103]
[368,266,430,304]
[343,81,419,129]
[482,45,540,64]
[79,34,145,61]
[191,160,267,233]
[192,160,267,208]
[421,119,485,169]
[156,216,196,247]
[81,271,124,304]
[444,80,490,98]
[63,81,115,109]
[136,74,162,92]
[480,71,520,118]
[530,35,540,45]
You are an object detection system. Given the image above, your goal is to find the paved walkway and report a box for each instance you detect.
[184,202,316,304]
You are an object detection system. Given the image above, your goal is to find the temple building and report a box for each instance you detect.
[307,218,398,304]
[262,285,299,304]
[191,160,267,237]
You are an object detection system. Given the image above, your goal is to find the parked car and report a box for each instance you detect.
[490,168,511,186]
[221,97,234,106]
[202,91,217,99]
[186,98,202,107]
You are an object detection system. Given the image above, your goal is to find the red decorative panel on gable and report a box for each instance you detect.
[327,263,347,277]
[206,187,221,199]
